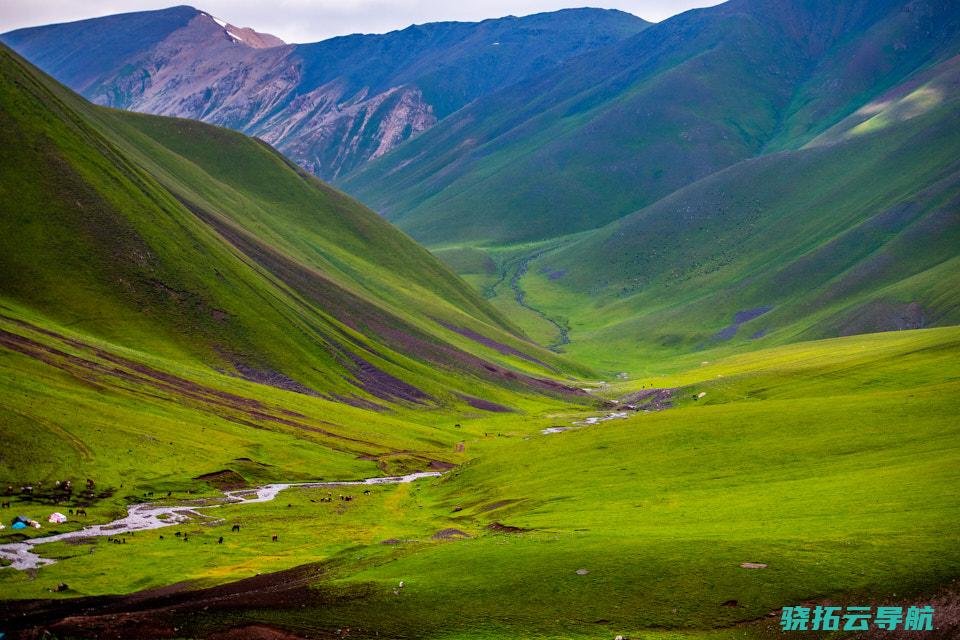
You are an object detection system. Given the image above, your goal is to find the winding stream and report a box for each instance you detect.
[0,471,441,571]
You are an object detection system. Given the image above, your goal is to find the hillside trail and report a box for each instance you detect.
[0,472,441,571]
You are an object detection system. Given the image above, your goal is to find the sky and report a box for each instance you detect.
[0,1,725,43]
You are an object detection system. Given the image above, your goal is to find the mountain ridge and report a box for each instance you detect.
[0,6,649,180]
[342,0,960,246]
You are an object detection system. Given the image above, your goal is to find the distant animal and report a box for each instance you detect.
[363,490,371,495]
[271,534,278,542]
[218,536,224,544]
[175,531,182,537]
[159,535,164,540]
[183,535,189,542]
[75,508,87,517]
[287,503,292,508]
[231,524,240,532]
[0,500,9,509]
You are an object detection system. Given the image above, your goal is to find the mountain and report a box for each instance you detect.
[0,43,590,423]
[341,0,960,246]
[0,6,648,180]
[514,54,960,367]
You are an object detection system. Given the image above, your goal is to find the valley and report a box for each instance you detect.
[0,0,959,638]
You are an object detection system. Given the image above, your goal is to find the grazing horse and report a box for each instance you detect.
[218,536,224,544]
[271,534,278,542]
[231,524,241,532]
[75,508,87,517]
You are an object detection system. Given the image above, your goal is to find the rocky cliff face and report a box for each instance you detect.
[2,6,649,180]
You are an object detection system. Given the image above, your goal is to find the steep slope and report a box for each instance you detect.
[1,6,648,180]
[516,56,960,369]
[342,0,960,246]
[0,44,589,419]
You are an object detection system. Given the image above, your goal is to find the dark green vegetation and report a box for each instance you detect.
[344,0,960,246]
[0,5,648,180]
[516,54,960,369]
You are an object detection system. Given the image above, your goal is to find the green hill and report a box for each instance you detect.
[341,0,960,247]
[512,55,960,370]
[0,43,598,491]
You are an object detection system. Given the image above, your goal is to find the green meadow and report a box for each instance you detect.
[3,326,958,638]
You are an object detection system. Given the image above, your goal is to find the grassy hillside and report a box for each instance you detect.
[4,327,957,639]
[0,42,604,537]
[0,43,593,414]
[489,57,960,372]
[341,0,960,246]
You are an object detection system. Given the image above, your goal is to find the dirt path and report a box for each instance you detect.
[0,472,441,571]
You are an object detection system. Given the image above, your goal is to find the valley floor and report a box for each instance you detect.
[2,326,959,639]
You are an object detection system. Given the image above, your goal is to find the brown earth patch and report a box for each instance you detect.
[456,393,514,413]
[193,470,248,490]
[479,499,520,513]
[208,624,307,639]
[619,388,675,412]
[436,320,550,369]
[485,522,529,533]
[431,528,471,540]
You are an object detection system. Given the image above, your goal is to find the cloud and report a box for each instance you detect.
[0,0,725,43]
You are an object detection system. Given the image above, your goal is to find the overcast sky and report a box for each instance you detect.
[0,1,725,43]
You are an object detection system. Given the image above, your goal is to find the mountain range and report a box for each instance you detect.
[1,6,647,180]
[344,0,960,245]
[5,0,957,367]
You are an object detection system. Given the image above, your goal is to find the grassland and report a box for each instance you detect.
[3,327,957,639]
